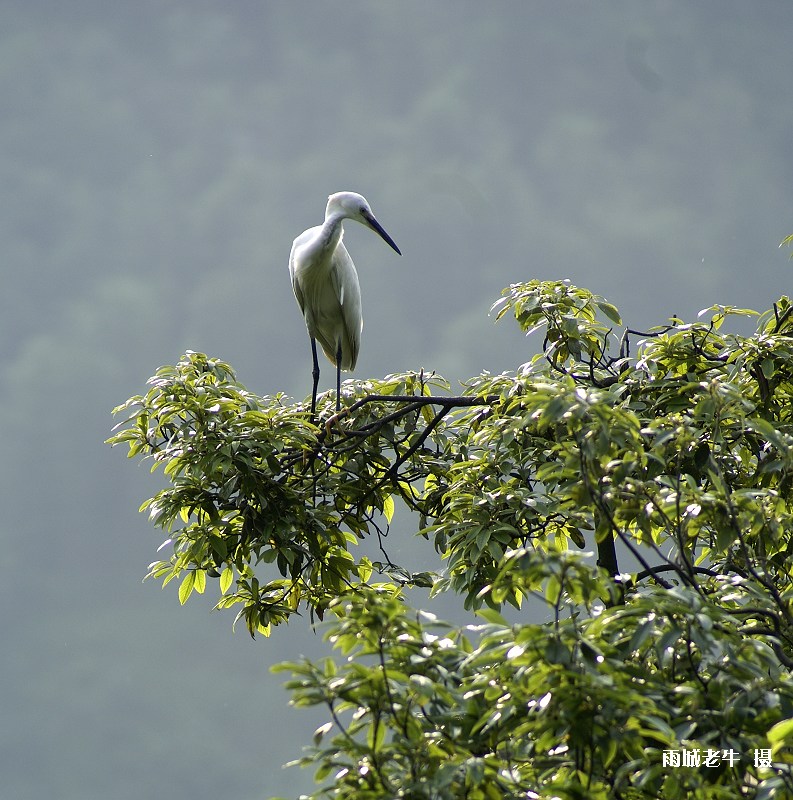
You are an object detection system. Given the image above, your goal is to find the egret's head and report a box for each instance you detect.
[326,191,371,220]
[326,191,401,256]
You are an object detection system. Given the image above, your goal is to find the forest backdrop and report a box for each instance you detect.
[2,2,792,798]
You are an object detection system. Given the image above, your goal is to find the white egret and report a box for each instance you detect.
[289,191,401,415]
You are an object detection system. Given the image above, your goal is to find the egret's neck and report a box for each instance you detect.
[320,210,346,250]
[321,211,345,249]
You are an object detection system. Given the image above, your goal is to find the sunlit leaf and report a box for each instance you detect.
[383,494,395,524]
[219,567,234,594]
[178,572,195,605]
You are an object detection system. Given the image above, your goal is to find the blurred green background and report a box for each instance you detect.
[2,2,791,797]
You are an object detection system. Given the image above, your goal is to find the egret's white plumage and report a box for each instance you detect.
[289,191,401,413]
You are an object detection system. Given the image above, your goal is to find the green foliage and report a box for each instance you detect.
[109,351,451,633]
[276,576,792,799]
[111,281,793,797]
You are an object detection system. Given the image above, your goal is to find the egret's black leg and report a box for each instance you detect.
[335,342,342,412]
[310,338,320,418]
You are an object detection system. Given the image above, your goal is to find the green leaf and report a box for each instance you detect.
[367,720,386,752]
[760,357,775,379]
[178,572,195,605]
[358,557,373,583]
[597,300,622,325]
[383,494,395,524]
[475,607,508,625]
[219,567,233,594]
[768,717,793,746]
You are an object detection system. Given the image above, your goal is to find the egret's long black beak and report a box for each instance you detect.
[363,210,402,256]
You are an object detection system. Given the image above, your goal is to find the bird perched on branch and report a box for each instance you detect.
[289,191,401,415]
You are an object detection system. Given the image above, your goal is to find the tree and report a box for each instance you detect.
[109,279,793,799]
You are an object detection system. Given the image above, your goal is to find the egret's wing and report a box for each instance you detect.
[288,235,307,314]
[329,243,362,371]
